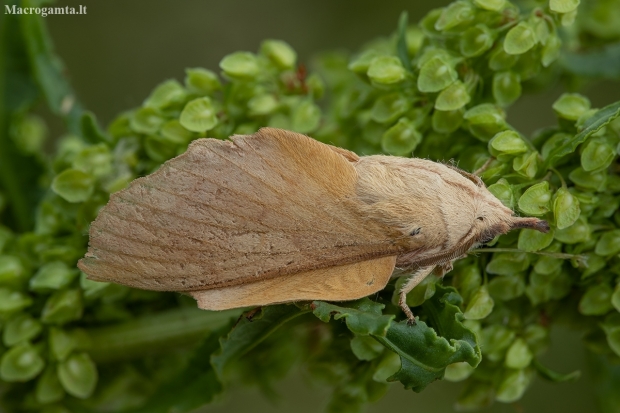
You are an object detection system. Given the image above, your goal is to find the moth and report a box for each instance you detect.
[78,127,549,323]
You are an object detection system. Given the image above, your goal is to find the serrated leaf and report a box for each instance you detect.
[211,305,308,378]
[374,286,481,392]
[544,100,620,168]
[312,298,394,336]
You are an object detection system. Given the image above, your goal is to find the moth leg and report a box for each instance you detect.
[399,266,435,325]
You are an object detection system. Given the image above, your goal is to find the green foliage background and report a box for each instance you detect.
[1,0,620,412]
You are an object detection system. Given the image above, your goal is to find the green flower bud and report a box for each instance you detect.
[179,97,218,133]
[0,342,45,382]
[541,35,561,67]
[144,79,186,110]
[488,273,525,301]
[553,188,580,230]
[51,169,95,203]
[473,0,505,11]
[417,56,457,93]
[248,94,279,116]
[518,228,555,252]
[371,93,411,124]
[550,0,580,14]
[489,46,519,71]
[350,335,384,361]
[505,338,533,369]
[581,137,616,172]
[444,361,475,382]
[488,178,516,208]
[518,182,551,216]
[42,289,83,325]
[3,313,42,346]
[381,117,422,155]
[489,130,528,158]
[464,286,494,320]
[185,68,221,95]
[513,151,539,178]
[372,351,401,382]
[554,216,590,244]
[435,80,470,111]
[602,314,620,358]
[432,108,464,134]
[36,366,65,404]
[80,272,109,300]
[0,255,25,287]
[260,40,297,70]
[0,288,33,314]
[130,107,165,134]
[612,283,620,313]
[595,230,620,256]
[493,71,521,106]
[11,114,47,154]
[58,352,98,399]
[580,253,606,279]
[367,56,407,85]
[30,261,78,292]
[464,103,507,141]
[496,369,531,403]
[569,167,606,191]
[160,119,193,145]
[348,50,382,76]
[456,381,494,410]
[504,22,537,55]
[552,93,591,121]
[219,52,260,79]
[460,25,495,57]
[435,1,475,31]
[72,144,113,178]
[451,265,482,303]
[481,324,515,360]
[487,252,531,275]
[579,284,613,316]
[291,100,321,133]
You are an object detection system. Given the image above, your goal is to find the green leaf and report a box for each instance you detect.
[612,283,620,313]
[291,99,321,133]
[496,369,532,403]
[460,24,494,57]
[581,137,616,172]
[350,336,384,361]
[312,298,394,336]
[0,255,25,287]
[0,288,33,314]
[374,286,481,392]
[185,68,221,95]
[518,228,555,252]
[505,338,533,369]
[553,187,580,230]
[211,305,308,378]
[371,93,411,124]
[486,252,530,275]
[544,100,620,168]
[29,261,78,292]
[35,365,65,404]
[553,93,591,121]
[473,0,505,11]
[464,286,494,320]
[492,71,521,106]
[179,97,218,133]
[144,79,186,110]
[57,352,98,399]
[381,117,422,155]
[132,328,226,413]
[595,230,620,256]
[41,289,83,325]
[0,342,45,382]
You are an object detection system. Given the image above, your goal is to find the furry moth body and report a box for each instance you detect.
[78,128,549,322]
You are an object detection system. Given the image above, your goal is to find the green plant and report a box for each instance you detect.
[1,0,620,412]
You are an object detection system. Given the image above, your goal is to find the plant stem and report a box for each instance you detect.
[474,248,587,265]
[87,307,242,363]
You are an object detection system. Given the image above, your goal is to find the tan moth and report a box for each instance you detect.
[78,128,549,323]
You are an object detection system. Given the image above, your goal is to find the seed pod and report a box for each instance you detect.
[78,128,548,321]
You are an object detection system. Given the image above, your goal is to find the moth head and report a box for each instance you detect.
[473,183,549,246]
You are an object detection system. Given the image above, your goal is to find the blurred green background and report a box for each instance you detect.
[42,0,614,411]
